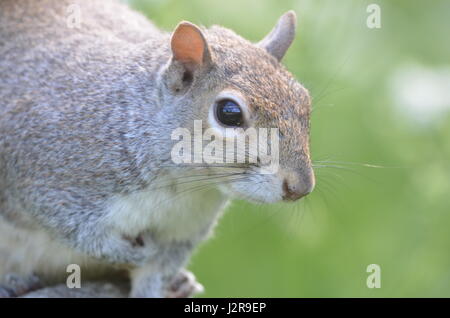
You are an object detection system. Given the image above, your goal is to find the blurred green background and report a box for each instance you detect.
[129,0,450,297]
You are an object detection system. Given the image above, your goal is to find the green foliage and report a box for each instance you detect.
[130,0,450,297]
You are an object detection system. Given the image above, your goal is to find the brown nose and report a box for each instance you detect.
[282,169,315,202]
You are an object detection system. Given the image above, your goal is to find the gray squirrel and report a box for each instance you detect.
[0,0,315,297]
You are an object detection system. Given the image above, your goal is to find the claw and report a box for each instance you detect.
[0,286,16,298]
[0,273,43,298]
[166,270,204,298]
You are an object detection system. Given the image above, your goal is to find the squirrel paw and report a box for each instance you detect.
[0,273,43,298]
[165,270,204,298]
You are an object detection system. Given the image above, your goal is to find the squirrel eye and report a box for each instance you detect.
[216,99,243,127]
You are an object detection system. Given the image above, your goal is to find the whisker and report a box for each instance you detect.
[147,172,248,192]
[313,157,408,169]
[148,175,251,213]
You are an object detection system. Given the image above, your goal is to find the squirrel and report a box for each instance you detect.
[0,0,315,298]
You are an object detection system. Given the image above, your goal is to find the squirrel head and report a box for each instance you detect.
[160,11,314,203]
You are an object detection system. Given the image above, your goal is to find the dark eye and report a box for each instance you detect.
[216,99,243,127]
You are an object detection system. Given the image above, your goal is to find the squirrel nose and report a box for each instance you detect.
[282,169,315,202]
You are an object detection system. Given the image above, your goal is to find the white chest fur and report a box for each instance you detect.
[106,181,228,242]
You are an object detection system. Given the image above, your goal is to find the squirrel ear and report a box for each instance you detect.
[258,11,297,61]
[171,21,211,72]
